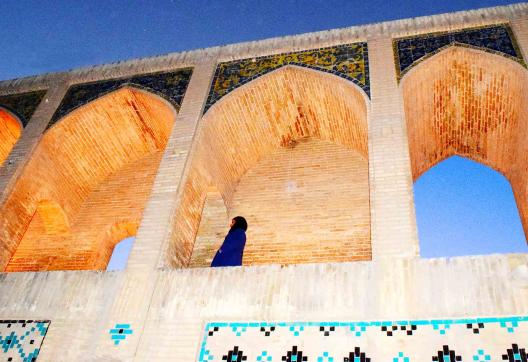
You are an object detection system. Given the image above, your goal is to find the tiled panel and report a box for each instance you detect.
[199,317,528,362]
[205,43,369,112]
[0,91,47,127]
[49,67,193,128]
[0,320,50,362]
[394,24,525,79]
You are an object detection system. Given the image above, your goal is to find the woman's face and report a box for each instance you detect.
[230,219,235,227]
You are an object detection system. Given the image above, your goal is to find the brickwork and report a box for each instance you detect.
[367,37,419,258]
[0,109,21,166]
[189,190,228,268]
[401,46,528,239]
[0,87,175,271]
[6,151,163,271]
[231,138,370,265]
[0,4,526,362]
[171,65,370,267]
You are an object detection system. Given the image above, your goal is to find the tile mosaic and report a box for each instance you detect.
[0,320,50,362]
[0,90,47,127]
[394,24,525,80]
[205,43,369,112]
[199,316,528,362]
[49,67,193,128]
[109,323,133,345]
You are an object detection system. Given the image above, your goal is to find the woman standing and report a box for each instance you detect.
[211,216,247,267]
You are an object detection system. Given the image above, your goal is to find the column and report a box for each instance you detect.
[367,37,419,259]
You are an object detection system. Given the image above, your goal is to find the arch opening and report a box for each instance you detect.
[415,155,526,257]
[401,46,528,256]
[0,87,176,271]
[105,221,138,271]
[0,107,22,166]
[169,65,371,267]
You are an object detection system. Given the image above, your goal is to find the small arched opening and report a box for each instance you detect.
[169,65,371,267]
[401,46,528,257]
[104,221,138,271]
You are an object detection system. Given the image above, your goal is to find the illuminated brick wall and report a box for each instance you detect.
[0,87,175,271]
[172,65,370,267]
[401,46,528,237]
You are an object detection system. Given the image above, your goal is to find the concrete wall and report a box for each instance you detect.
[0,254,527,360]
[0,3,527,361]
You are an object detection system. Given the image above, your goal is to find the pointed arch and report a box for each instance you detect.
[1,86,177,271]
[415,155,526,257]
[401,45,528,247]
[169,65,371,267]
[102,221,139,270]
[0,107,22,166]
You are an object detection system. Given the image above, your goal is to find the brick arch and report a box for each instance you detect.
[401,45,528,240]
[0,107,22,166]
[169,65,370,267]
[0,86,176,271]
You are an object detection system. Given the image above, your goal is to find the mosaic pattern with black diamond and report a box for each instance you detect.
[49,67,193,128]
[394,24,525,80]
[205,42,369,112]
[0,320,50,362]
[0,90,47,127]
[199,317,528,362]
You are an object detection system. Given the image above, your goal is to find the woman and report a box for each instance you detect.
[211,216,247,267]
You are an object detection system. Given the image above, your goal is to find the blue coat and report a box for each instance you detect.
[211,228,246,267]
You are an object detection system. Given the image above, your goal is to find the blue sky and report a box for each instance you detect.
[1,0,526,267]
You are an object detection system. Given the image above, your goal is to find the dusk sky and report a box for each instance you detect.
[1,0,526,268]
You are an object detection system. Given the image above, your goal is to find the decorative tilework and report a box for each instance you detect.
[109,323,133,345]
[394,24,525,80]
[199,316,528,362]
[394,352,410,362]
[0,320,50,362]
[205,43,369,112]
[473,349,491,361]
[49,67,193,128]
[0,90,47,127]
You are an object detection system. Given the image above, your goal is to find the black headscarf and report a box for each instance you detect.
[230,216,248,232]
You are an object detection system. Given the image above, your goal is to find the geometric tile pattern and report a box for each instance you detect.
[0,320,50,362]
[205,42,369,113]
[49,67,193,128]
[0,90,47,127]
[394,24,525,80]
[199,316,528,362]
[108,323,133,345]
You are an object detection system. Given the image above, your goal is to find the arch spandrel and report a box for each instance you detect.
[0,87,177,272]
[205,42,370,112]
[170,65,371,267]
[401,45,528,244]
[49,67,193,128]
[394,23,525,81]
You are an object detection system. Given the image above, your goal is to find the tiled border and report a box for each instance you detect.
[393,24,526,80]
[199,316,528,362]
[48,67,193,128]
[205,42,369,113]
[0,320,51,362]
[0,90,47,127]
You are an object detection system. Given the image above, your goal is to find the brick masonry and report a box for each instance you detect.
[0,4,526,361]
